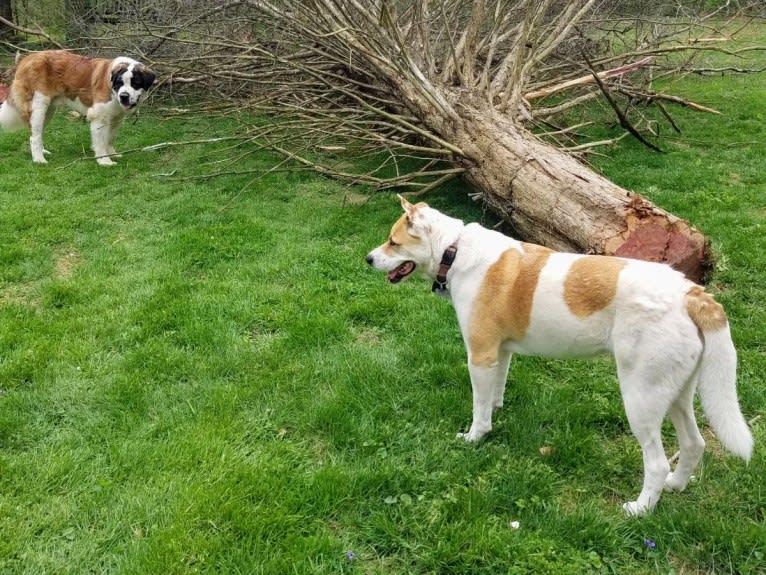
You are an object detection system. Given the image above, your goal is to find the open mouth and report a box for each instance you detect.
[387,261,416,284]
[121,102,136,110]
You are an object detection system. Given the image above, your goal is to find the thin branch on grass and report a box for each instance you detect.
[562,132,629,152]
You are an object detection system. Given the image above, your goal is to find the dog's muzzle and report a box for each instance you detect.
[118,93,136,110]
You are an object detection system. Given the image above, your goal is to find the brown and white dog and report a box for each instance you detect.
[366,196,753,515]
[0,50,155,165]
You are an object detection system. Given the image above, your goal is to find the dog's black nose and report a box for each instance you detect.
[119,93,131,105]
[365,254,374,266]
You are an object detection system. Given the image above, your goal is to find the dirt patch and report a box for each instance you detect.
[55,250,82,280]
[0,284,40,308]
[342,192,370,206]
[352,326,382,346]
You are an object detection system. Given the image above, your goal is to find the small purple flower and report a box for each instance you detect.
[644,538,656,550]
[345,550,356,561]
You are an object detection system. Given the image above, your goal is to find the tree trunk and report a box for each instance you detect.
[447,104,711,282]
[0,0,12,38]
[0,0,12,104]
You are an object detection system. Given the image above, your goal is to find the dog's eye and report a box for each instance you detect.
[388,238,399,247]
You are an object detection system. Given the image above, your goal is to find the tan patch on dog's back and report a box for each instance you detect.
[468,244,551,366]
[686,285,727,331]
[564,256,626,318]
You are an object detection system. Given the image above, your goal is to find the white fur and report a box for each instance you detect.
[0,99,24,131]
[29,91,52,163]
[87,100,125,166]
[366,198,753,516]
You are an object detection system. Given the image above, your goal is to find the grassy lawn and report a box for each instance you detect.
[1,43,765,575]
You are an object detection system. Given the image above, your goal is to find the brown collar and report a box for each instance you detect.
[432,242,458,295]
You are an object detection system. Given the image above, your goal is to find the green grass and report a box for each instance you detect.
[1,39,765,575]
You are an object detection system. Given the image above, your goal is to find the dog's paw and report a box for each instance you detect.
[97,157,116,166]
[663,472,690,492]
[32,156,48,164]
[457,428,487,442]
[622,501,650,517]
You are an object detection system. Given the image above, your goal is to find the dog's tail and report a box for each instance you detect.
[686,286,753,462]
[0,98,24,132]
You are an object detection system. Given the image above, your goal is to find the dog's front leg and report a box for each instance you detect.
[106,118,124,158]
[90,120,116,166]
[458,363,496,441]
[29,93,51,164]
[492,347,512,410]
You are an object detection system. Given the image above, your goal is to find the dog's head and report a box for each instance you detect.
[365,195,439,283]
[110,57,156,111]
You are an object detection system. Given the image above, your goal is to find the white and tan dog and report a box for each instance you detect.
[366,196,753,515]
[0,50,155,165]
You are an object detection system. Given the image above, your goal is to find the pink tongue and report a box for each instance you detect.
[387,262,414,283]
[387,269,400,282]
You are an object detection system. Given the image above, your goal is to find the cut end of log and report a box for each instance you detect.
[0,84,8,104]
[604,195,713,283]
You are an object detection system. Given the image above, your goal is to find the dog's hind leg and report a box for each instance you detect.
[618,373,673,516]
[664,369,705,492]
[28,92,51,163]
[615,326,701,515]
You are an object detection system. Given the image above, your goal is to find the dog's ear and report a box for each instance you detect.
[398,194,428,218]
[137,67,156,90]
[397,194,431,236]
[398,194,415,215]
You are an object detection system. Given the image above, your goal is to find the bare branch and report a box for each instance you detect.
[581,50,664,153]
[524,56,653,100]
[0,15,64,48]
[563,132,629,152]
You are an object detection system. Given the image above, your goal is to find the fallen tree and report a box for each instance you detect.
[163,0,761,282]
